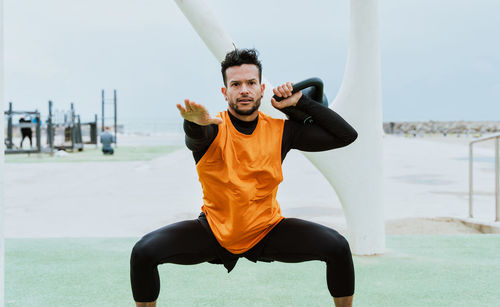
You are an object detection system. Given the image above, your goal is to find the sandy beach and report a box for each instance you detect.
[4,133,499,238]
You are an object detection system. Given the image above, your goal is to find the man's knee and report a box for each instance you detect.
[324,231,352,261]
[131,238,157,267]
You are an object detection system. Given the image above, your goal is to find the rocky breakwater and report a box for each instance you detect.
[383,121,500,136]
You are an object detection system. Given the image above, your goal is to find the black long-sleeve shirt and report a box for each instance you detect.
[184,95,358,164]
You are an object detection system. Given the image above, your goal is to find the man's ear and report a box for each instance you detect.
[221,87,227,100]
[261,82,265,94]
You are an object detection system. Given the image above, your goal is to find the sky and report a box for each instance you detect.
[3,0,500,130]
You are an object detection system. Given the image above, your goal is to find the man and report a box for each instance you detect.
[100,126,115,155]
[19,117,33,148]
[131,49,358,307]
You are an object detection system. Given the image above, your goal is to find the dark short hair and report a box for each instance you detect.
[221,48,262,86]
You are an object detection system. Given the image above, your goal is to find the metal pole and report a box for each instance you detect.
[469,143,474,218]
[71,103,75,151]
[114,89,117,147]
[94,114,98,147]
[77,115,82,145]
[7,101,11,149]
[101,89,105,132]
[496,137,499,222]
[35,112,41,153]
[48,100,54,154]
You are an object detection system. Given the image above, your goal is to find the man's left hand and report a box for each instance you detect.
[271,82,303,109]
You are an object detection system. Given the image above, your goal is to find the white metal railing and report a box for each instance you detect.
[469,133,500,221]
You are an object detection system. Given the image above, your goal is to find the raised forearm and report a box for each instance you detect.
[183,120,217,152]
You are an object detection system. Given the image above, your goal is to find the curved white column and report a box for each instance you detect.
[174,0,235,63]
[304,0,385,254]
[173,0,285,119]
[174,0,385,254]
[0,0,5,303]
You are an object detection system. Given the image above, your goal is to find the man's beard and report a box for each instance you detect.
[229,97,261,116]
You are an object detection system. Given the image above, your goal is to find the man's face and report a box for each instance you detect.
[222,64,265,117]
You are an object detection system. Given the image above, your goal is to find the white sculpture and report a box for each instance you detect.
[303,0,385,254]
[174,0,385,255]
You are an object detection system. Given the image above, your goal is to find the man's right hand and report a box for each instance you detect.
[176,99,223,126]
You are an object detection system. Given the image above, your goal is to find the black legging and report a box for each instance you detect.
[130,216,355,302]
[20,128,32,148]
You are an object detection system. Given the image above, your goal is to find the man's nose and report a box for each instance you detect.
[240,84,250,94]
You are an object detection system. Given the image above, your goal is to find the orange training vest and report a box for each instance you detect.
[197,110,285,254]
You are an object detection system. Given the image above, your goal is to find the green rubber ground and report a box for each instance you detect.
[5,235,500,306]
[4,145,182,163]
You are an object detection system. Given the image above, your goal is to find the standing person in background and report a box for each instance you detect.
[19,117,33,148]
[100,126,115,155]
